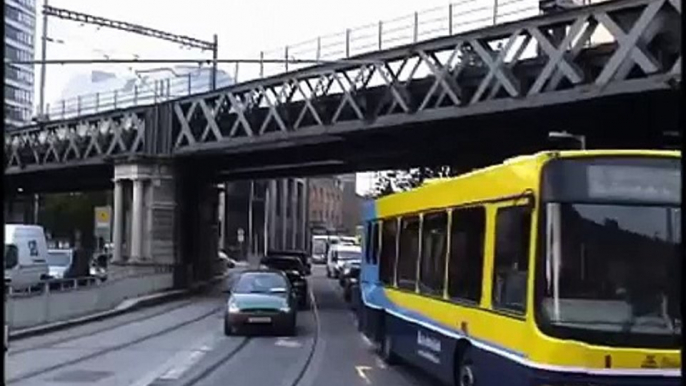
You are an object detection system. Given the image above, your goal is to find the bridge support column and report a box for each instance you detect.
[130,178,145,262]
[111,159,176,280]
[111,180,125,263]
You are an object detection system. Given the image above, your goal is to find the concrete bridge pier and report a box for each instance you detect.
[110,159,177,280]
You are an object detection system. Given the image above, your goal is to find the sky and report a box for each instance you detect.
[34,0,536,195]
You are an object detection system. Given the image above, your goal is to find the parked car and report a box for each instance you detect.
[326,244,362,279]
[46,249,74,279]
[4,224,50,289]
[266,250,311,275]
[260,255,309,309]
[224,270,297,336]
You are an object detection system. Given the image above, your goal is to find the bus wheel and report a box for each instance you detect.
[380,333,398,365]
[455,346,475,386]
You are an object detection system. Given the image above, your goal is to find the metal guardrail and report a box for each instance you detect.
[35,0,538,122]
[5,265,174,297]
[5,276,103,297]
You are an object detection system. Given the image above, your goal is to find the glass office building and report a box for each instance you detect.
[5,0,36,131]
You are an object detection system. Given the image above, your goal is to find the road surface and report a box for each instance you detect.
[6,266,439,386]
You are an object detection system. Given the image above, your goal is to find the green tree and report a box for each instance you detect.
[371,166,465,198]
[39,191,110,250]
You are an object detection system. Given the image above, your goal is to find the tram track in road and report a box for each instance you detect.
[179,286,322,386]
[6,305,224,384]
[8,299,198,355]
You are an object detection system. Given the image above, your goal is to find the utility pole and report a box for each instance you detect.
[211,34,218,90]
[38,0,49,118]
[41,4,218,93]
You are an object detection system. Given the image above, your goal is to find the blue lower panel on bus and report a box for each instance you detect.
[384,311,681,386]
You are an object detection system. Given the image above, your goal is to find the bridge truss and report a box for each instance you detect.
[5,0,681,175]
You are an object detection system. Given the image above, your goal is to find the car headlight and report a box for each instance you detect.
[279,305,291,313]
[343,266,352,275]
[289,270,300,275]
[227,299,241,313]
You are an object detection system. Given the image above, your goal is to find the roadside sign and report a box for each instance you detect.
[94,206,111,229]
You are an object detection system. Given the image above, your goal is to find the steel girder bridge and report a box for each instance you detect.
[4,0,681,189]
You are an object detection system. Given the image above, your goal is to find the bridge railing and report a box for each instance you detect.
[36,0,539,123]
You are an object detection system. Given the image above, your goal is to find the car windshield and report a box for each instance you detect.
[47,250,72,267]
[233,272,288,294]
[263,258,301,271]
[337,251,361,261]
[538,203,681,348]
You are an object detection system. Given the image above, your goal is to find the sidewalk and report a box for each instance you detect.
[9,273,228,341]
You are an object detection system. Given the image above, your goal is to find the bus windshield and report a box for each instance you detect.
[537,202,681,348]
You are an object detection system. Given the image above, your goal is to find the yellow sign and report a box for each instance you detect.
[94,206,111,228]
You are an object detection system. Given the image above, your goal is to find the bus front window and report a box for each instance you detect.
[538,203,681,349]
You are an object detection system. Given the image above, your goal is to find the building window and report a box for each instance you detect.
[5,104,30,122]
[379,218,397,285]
[5,45,32,62]
[5,23,33,46]
[5,84,32,104]
[5,3,35,28]
[447,206,486,303]
[5,64,33,86]
[492,205,532,314]
[419,212,448,296]
[396,216,420,290]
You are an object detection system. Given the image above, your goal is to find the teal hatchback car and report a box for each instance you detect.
[224,270,297,336]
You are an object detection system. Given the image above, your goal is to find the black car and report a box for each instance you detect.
[260,256,309,309]
[224,270,297,336]
[340,261,361,302]
[266,250,311,275]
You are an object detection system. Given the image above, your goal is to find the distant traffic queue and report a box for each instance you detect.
[358,150,681,386]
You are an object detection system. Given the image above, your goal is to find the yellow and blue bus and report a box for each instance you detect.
[359,150,681,386]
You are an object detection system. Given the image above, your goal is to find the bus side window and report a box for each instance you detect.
[371,222,380,265]
[397,216,420,291]
[365,222,380,264]
[492,205,532,314]
[447,206,486,303]
[380,218,398,285]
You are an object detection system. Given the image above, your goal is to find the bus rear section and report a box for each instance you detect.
[358,151,681,386]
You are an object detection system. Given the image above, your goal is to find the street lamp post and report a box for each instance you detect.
[548,131,586,149]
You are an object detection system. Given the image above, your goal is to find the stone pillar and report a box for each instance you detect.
[280,179,288,249]
[112,180,125,263]
[130,178,145,262]
[291,179,298,249]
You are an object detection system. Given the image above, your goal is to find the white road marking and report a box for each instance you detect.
[355,365,373,385]
[375,357,387,370]
[361,335,374,348]
[275,338,303,348]
[129,333,218,386]
[159,350,205,380]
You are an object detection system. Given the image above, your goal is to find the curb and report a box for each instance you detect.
[8,273,229,341]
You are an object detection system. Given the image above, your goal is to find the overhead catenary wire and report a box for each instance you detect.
[6,58,384,65]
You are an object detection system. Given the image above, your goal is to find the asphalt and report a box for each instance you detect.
[5,265,440,386]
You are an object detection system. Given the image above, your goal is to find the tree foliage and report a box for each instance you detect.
[38,191,109,250]
[371,166,464,198]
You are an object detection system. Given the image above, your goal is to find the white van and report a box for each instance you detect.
[326,244,362,279]
[4,224,50,289]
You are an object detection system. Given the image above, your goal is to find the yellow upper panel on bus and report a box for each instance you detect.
[375,150,680,219]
